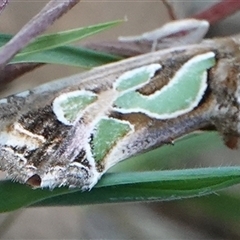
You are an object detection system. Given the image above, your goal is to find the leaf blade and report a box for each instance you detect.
[10,46,122,67]
[18,19,123,55]
[1,166,240,212]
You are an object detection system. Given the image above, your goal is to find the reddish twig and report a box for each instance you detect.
[192,0,240,24]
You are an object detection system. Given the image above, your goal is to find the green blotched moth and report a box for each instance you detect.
[1,19,240,190]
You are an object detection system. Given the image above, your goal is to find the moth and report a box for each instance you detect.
[0,19,240,190]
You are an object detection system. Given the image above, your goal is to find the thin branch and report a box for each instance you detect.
[0,63,43,86]
[0,0,8,15]
[0,0,80,72]
[192,0,240,25]
[82,41,151,58]
[161,0,176,20]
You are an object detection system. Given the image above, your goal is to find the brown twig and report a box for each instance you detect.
[161,0,176,20]
[192,0,240,25]
[0,0,8,14]
[82,41,152,58]
[0,0,80,73]
[0,63,43,86]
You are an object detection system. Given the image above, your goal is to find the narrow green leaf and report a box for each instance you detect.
[31,167,240,206]
[1,167,240,212]
[10,46,121,67]
[33,167,240,206]
[18,20,123,55]
[0,180,77,213]
[0,26,122,67]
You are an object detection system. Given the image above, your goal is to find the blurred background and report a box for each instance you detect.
[1,0,240,239]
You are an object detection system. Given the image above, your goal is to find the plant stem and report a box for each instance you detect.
[0,0,8,14]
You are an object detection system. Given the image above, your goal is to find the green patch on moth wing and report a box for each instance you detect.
[53,90,97,125]
[114,64,161,91]
[91,118,132,163]
[114,52,216,119]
